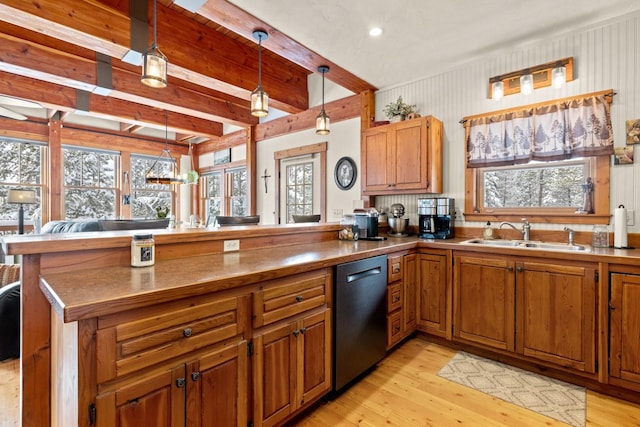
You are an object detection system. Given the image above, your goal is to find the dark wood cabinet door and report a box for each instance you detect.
[516,261,596,373]
[186,341,248,427]
[403,253,418,335]
[299,310,332,406]
[454,255,515,351]
[417,252,447,337]
[610,273,640,385]
[96,364,185,427]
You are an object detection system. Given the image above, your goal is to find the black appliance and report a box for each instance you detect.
[333,255,387,392]
[353,210,386,241]
[418,197,455,239]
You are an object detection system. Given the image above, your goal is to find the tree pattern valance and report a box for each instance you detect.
[465,91,614,168]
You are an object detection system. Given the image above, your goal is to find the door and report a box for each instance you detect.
[390,119,428,191]
[454,255,515,351]
[95,365,185,427]
[417,252,447,337]
[516,261,596,373]
[279,155,321,223]
[186,341,248,427]
[402,253,417,335]
[610,273,640,384]
[361,127,389,193]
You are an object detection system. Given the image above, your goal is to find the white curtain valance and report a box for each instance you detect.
[465,92,614,168]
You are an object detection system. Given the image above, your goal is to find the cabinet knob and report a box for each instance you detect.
[183,328,193,337]
[293,330,300,337]
[191,372,201,382]
[392,265,401,273]
[176,378,186,388]
[300,327,306,334]
[393,295,401,303]
[296,295,303,302]
[507,266,514,272]
[516,266,523,273]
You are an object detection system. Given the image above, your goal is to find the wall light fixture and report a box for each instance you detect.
[489,57,573,100]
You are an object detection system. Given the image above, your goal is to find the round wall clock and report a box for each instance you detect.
[334,157,357,190]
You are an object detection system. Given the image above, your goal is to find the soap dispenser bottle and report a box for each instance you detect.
[483,221,494,239]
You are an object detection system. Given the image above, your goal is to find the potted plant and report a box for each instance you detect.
[383,96,417,122]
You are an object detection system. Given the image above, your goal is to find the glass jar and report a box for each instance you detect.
[131,234,155,267]
[592,225,609,248]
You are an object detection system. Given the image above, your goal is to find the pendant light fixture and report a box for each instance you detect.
[251,30,269,117]
[141,0,168,88]
[145,112,186,184]
[316,65,330,135]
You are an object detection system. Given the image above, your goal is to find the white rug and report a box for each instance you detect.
[438,351,586,427]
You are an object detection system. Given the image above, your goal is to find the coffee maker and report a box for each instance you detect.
[418,198,455,239]
[353,209,386,240]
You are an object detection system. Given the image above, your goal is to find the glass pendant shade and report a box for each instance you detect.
[316,110,330,135]
[520,73,534,95]
[316,65,330,135]
[491,80,504,100]
[552,65,566,89]
[251,30,269,117]
[141,47,168,88]
[251,85,269,117]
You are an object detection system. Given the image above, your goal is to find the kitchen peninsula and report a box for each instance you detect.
[5,224,640,426]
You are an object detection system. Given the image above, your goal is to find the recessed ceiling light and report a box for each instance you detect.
[369,27,383,37]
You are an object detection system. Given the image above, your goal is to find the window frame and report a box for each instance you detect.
[464,155,610,225]
[130,153,177,219]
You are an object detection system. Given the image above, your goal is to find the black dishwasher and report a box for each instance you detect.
[333,255,387,392]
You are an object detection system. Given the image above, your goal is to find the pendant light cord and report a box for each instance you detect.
[257,34,263,87]
[152,0,158,49]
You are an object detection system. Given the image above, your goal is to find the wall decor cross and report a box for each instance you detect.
[261,168,271,193]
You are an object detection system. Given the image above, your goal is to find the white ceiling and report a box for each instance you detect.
[230,0,640,89]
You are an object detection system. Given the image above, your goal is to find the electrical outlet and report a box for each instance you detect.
[627,209,635,226]
[332,208,343,218]
[223,240,240,252]
[453,209,461,220]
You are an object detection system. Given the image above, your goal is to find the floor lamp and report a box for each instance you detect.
[7,189,37,234]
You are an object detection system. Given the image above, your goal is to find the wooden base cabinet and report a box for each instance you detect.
[454,253,597,373]
[361,116,443,195]
[416,250,448,338]
[252,309,331,427]
[610,273,640,390]
[386,252,417,349]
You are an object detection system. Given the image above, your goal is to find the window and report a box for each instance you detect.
[227,167,247,216]
[63,146,118,219]
[131,154,174,219]
[285,162,314,223]
[204,171,222,220]
[202,166,247,225]
[482,159,587,209]
[0,137,44,234]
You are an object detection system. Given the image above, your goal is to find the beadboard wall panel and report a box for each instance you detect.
[374,12,640,233]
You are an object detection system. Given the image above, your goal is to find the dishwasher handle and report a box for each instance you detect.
[346,266,382,283]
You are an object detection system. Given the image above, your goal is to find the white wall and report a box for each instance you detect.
[256,118,361,224]
[375,11,640,233]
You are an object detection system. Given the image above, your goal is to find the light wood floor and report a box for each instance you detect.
[290,339,640,427]
[2,340,640,426]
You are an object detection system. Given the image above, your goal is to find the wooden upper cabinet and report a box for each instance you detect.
[361,116,443,195]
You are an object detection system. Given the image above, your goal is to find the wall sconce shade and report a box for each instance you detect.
[488,57,573,99]
[8,189,37,204]
[141,0,168,88]
[520,72,534,95]
[251,30,269,117]
[316,65,330,135]
[552,65,567,88]
[491,79,504,101]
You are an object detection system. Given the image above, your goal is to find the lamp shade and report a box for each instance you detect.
[552,65,566,89]
[520,73,534,95]
[316,110,330,135]
[251,85,269,117]
[7,189,36,204]
[141,47,168,88]
[491,80,504,100]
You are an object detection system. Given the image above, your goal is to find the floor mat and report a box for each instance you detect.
[437,351,585,427]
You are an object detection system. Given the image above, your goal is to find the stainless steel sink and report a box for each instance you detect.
[460,238,591,252]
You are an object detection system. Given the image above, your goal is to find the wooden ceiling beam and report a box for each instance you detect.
[0,0,310,114]
[196,0,377,94]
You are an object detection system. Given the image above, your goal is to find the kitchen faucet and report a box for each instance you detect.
[563,226,575,246]
[499,218,531,241]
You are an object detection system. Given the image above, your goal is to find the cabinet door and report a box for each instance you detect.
[299,309,332,406]
[516,261,596,373]
[95,364,185,427]
[454,255,515,351]
[253,322,296,427]
[610,273,640,384]
[417,252,447,337]
[402,253,417,335]
[361,127,390,193]
[390,119,428,191]
[186,340,249,427]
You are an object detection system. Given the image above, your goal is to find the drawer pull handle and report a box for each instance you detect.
[176,378,186,388]
[183,328,193,337]
[392,265,401,273]
[191,372,201,382]
[296,295,304,302]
